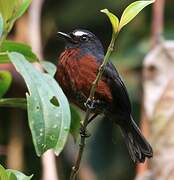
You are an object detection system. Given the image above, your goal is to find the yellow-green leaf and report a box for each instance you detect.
[0,0,31,41]
[0,0,21,27]
[101,9,119,33]
[119,0,154,31]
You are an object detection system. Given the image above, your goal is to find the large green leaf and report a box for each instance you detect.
[0,70,12,98]
[101,9,119,33]
[119,0,154,31]
[8,52,71,156]
[7,170,33,180]
[0,41,38,63]
[0,14,3,38]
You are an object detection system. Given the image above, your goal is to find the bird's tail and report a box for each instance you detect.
[119,116,153,163]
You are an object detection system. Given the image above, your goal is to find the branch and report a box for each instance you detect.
[69,31,118,180]
[151,0,165,48]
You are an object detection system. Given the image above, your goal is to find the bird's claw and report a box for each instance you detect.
[84,98,100,110]
[84,98,95,110]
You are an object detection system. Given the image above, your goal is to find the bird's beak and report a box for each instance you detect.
[57,31,72,41]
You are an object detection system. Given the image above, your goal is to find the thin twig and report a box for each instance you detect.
[69,32,118,180]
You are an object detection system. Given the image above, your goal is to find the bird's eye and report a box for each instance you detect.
[80,35,89,42]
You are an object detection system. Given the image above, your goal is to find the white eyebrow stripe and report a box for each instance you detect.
[73,31,88,36]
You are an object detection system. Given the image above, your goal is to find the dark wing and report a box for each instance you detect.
[103,62,132,114]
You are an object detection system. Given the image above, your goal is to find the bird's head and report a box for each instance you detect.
[57,29,104,58]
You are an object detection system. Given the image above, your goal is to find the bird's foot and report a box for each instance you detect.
[84,98,100,110]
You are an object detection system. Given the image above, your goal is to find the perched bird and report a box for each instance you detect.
[55,29,153,163]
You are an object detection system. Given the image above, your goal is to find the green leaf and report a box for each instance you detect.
[0,0,15,22]
[119,0,154,31]
[0,41,38,63]
[0,14,3,38]
[15,0,32,20]
[40,61,57,77]
[100,9,119,33]
[0,164,8,180]
[70,105,81,142]
[8,52,71,156]
[7,169,33,180]
[0,0,21,27]
[0,70,12,98]
[0,0,31,43]
[0,98,27,109]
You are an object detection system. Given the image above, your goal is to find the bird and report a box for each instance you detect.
[55,29,153,163]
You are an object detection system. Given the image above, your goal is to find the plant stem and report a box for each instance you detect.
[69,31,118,180]
[0,98,27,109]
